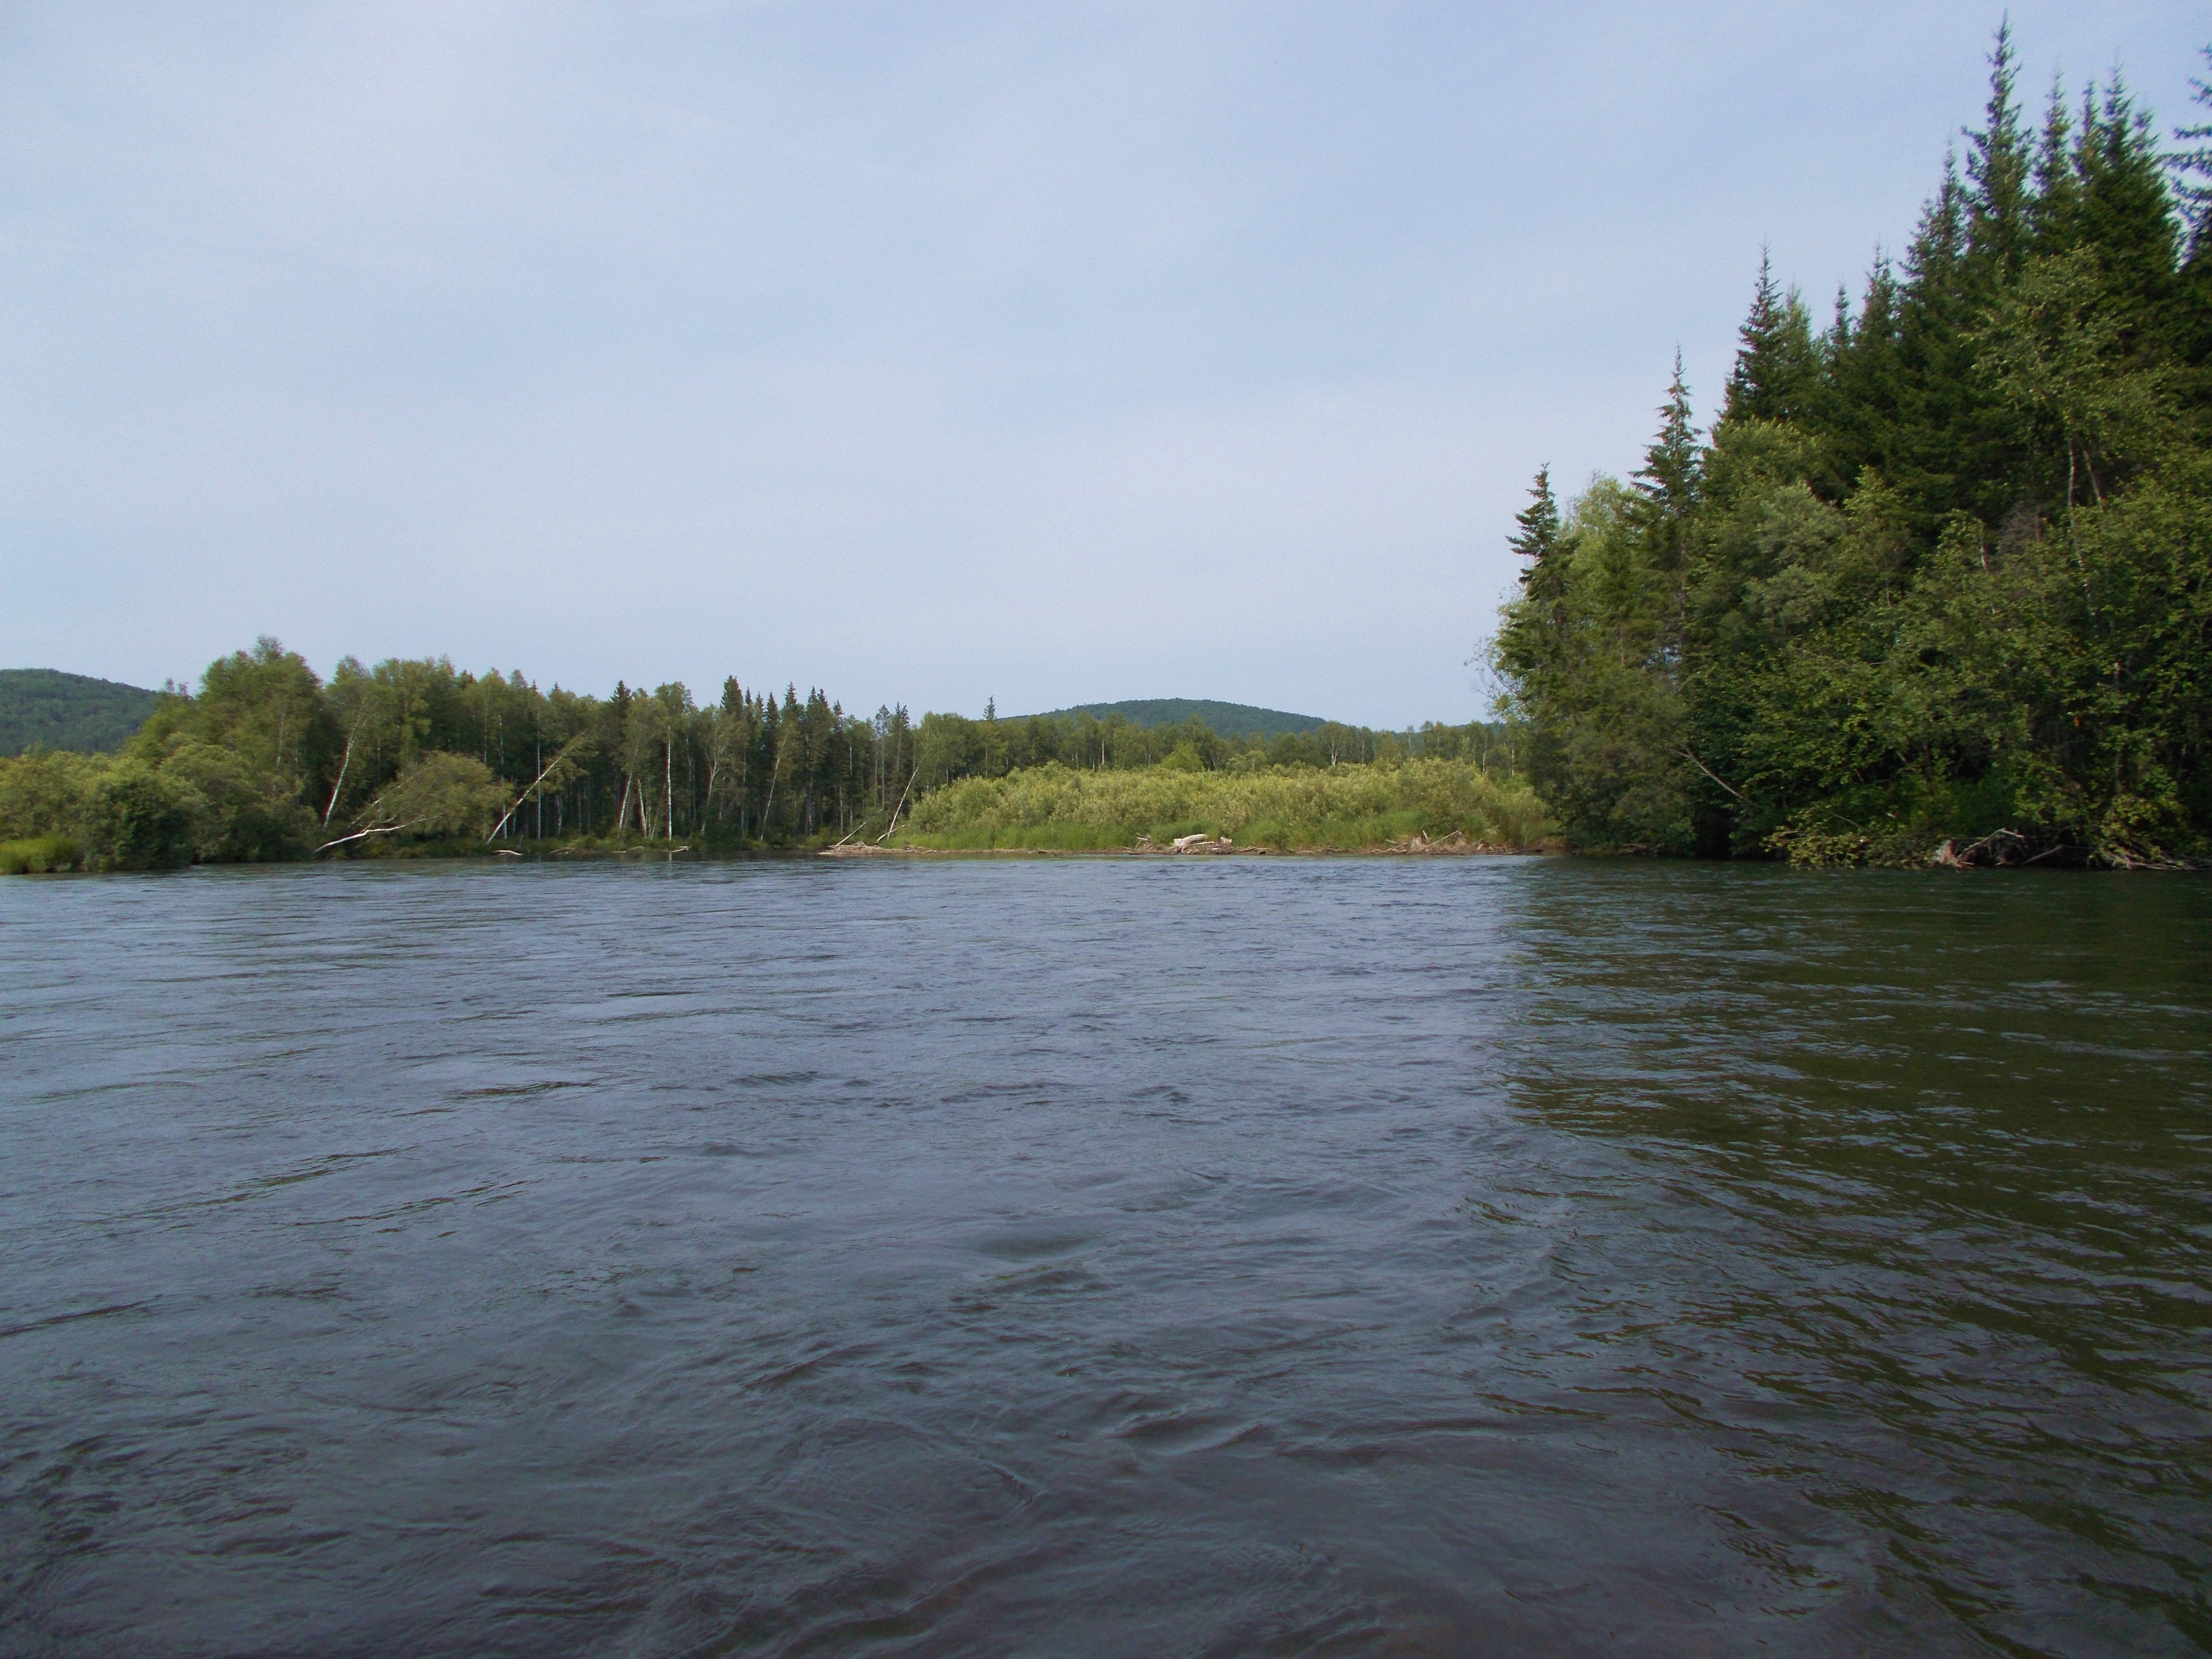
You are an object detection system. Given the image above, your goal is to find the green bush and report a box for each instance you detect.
[374,751,508,839]
[85,763,192,868]
[0,835,84,874]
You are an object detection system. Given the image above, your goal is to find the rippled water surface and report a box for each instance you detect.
[2,857,2209,1657]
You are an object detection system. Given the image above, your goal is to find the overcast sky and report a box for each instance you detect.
[3,3,2204,725]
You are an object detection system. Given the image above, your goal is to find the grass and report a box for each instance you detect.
[895,759,1546,852]
[0,835,84,874]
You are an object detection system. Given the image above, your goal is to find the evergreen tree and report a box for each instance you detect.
[1722,252,1820,427]
[1821,252,1904,489]
[2029,74,2080,252]
[1634,353,1701,580]
[1492,24,2210,865]
[2170,47,2212,259]
[1963,22,2031,279]
[1722,252,1785,423]
[2169,49,2212,422]
[2071,77,2180,341]
[1509,465,1563,568]
[1501,466,1569,682]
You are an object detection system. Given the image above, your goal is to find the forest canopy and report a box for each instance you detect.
[1491,27,2212,867]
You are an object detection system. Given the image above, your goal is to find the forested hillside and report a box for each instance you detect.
[1493,29,2212,866]
[0,670,159,757]
[1024,699,1327,739]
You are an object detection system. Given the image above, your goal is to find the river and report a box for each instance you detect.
[2,857,2207,1656]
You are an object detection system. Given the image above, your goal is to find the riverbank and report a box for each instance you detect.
[889,757,1546,853]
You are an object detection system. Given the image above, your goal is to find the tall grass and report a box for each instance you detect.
[898,759,1546,851]
[0,835,84,874]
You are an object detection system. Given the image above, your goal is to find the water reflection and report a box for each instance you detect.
[1493,864,2212,1654]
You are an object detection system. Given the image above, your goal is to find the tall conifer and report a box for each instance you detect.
[1509,465,1563,569]
[2030,74,2080,251]
[1635,355,1701,581]
[2071,77,2181,340]
[1964,22,2031,278]
[1505,466,1569,641]
[2171,47,2212,260]
[1722,252,1784,423]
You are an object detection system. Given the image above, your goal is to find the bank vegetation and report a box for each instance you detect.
[895,758,1544,852]
[1492,31,2212,868]
[0,642,1519,870]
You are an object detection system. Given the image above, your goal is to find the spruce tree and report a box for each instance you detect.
[1886,149,1983,521]
[1493,466,1570,698]
[2169,48,2212,417]
[2029,74,2080,252]
[1964,22,2031,279]
[1635,353,1701,578]
[1509,464,1563,569]
[2171,47,2212,260]
[1823,252,1904,489]
[1722,252,1784,423]
[1720,252,1822,427]
[2069,76,2181,348]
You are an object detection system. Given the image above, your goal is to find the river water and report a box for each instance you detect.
[1,857,2207,1657]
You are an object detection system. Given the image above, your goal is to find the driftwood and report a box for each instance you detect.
[1387,830,1478,854]
[314,817,427,854]
[1932,828,2025,869]
[1162,834,1233,854]
[2100,843,2192,871]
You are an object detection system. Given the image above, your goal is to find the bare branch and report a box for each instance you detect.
[485,731,591,842]
[315,817,426,854]
[1681,745,1755,807]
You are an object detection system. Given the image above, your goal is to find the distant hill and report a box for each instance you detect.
[0,669,161,757]
[1021,698,1331,740]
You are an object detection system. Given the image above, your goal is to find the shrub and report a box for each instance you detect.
[0,834,84,874]
[84,763,192,869]
[900,758,1547,850]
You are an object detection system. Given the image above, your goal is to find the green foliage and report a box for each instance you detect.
[367,752,509,840]
[0,835,84,874]
[0,670,161,757]
[1492,26,2212,866]
[1156,743,1207,773]
[1495,481,1694,852]
[85,763,193,869]
[899,758,1546,851]
[1,634,1517,868]
[913,704,1510,787]
[0,749,189,870]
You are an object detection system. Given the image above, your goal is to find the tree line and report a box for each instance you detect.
[1493,28,2212,866]
[0,640,1510,868]
[910,706,1513,785]
[0,644,926,866]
